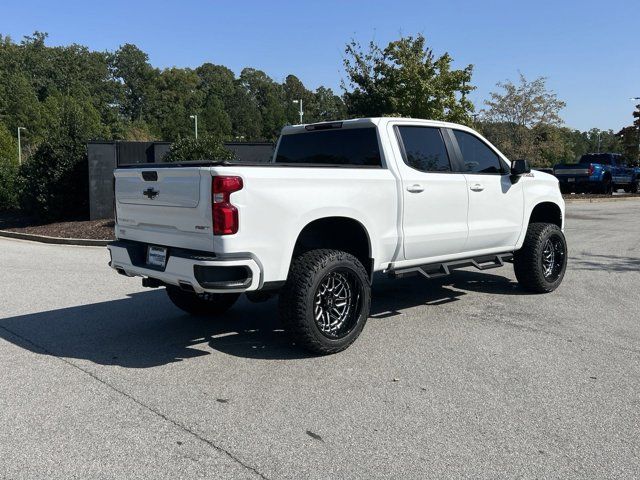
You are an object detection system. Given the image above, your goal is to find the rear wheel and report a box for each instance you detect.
[279,249,371,355]
[166,285,240,316]
[602,177,613,195]
[630,178,639,194]
[514,223,567,293]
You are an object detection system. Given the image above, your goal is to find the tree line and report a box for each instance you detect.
[0,31,638,217]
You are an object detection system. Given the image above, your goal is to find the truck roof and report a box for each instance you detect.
[281,117,475,135]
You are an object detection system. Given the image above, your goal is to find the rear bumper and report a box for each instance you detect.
[107,240,262,293]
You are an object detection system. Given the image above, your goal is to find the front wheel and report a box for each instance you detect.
[514,223,567,293]
[278,249,371,355]
[166,285,240,316]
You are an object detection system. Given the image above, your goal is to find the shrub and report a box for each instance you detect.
[0,123,20,211]
[165,135,235,162]
[19,140,89,221]
[0,160,20,211]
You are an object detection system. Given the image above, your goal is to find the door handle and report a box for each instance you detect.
[406,184,424,193]
[470,183,484,192]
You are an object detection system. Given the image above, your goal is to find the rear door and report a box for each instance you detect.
[391,123,469,260]
[611,156,633,185]
[449,129,524,252]
[114,166,214,251]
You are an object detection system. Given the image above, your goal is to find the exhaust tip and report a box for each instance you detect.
[179,282,196,293]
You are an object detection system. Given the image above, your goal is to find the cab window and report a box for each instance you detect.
[397,126,451,172]
[453,130,504,174]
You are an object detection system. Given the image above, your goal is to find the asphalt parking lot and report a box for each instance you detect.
[1,199,639,479]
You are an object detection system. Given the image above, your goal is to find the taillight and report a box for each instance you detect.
[588,163,594,176]
[212,176,243,235]
[112,175,117,223]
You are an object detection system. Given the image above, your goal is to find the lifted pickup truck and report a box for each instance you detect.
[554,153,639,194]
[109,118,567,354]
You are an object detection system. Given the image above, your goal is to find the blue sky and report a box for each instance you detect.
[2,0,639,131]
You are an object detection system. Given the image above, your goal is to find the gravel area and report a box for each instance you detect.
[0,213,115,240]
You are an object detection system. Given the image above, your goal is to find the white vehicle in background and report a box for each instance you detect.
[108,118,567,354]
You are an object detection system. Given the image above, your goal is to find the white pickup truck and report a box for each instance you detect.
[108,118,567,354]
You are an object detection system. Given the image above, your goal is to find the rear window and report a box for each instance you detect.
[580,154,612,165]
[275,128,381,166]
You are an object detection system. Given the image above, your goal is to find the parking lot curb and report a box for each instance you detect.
[0,230,110,246]
[563,196,640,204]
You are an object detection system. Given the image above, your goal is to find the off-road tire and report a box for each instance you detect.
[514,223,567,293]
[166,286,240,316]
[601,176,613,195]
[278,249,371,355]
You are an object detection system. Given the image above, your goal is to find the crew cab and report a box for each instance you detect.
[108,118,567,354]
[554,153,638,194]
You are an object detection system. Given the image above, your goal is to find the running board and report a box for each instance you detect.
[389,253,514,280]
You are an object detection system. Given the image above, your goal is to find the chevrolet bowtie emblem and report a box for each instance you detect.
[143,188,159,199]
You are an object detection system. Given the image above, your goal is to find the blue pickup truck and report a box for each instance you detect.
[554,153,639,194]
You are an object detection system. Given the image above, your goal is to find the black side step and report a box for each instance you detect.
[389,253,514,280]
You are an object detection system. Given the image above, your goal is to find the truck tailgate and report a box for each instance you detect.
[554,165,590,176]
[114,167,214,251]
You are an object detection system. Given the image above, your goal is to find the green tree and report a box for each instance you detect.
[200,96,232,138]
[343,35,474,123]
[165,135,234,162]
[41,93,109,144]
[196,63,236,100]
[109,44,158,121]
[146,67,202,140]
[227,87,262,140]
[617,103,640,163]
[618,125,640,164]
[239,68,286,139]
[311,86,347,122]
[283,74,314,124]
[0,123,19,210]
[0,73,43,155]
[196,63,235,138]
[481,74,566,165]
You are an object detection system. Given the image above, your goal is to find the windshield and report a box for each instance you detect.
[275,128,381,166]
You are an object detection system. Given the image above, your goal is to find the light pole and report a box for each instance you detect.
[189,115,198,139]
[17,127,26,165]
[292,99,303,124]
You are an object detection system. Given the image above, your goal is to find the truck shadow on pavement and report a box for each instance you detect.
[570,253,640,273]
[0,270,523,367]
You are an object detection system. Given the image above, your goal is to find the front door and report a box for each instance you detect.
[450,129,524,252]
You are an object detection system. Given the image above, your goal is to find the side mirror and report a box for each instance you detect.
[510,159,531,184]
[511,159,531,176]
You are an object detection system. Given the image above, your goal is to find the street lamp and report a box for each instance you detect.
[292,99,303,124]
[17,127,26,165]
[189,115,198,139]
